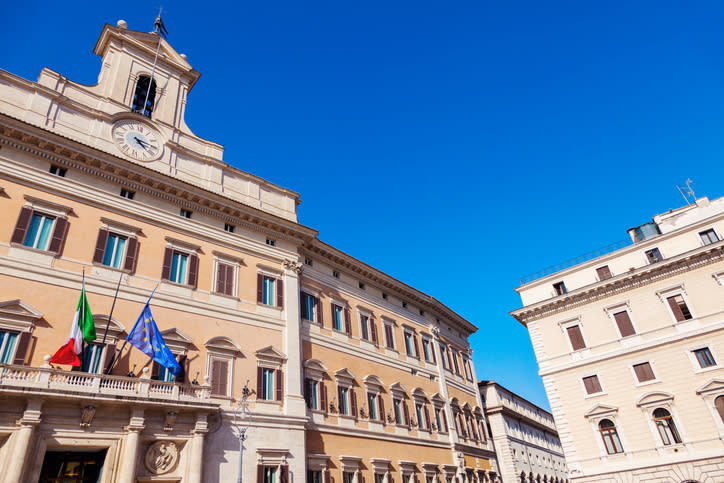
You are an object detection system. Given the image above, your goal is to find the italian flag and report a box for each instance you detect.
[50,287,96,366]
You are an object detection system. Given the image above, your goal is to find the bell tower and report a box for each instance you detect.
[92,19,201,131]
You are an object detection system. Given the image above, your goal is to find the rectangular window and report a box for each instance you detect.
[368,392,378,420]
[645,248,663,264]
[463,357,473,380]
[451,349,461,374]
[263,276,275,305]
[435,407,444,432]
[582,375,602,395]
[266,238,276,246]
[257,274,283,308]
[333,270,340,278]
[553,281,567,295]
[308,471,322,483]
[170,252,189,284]
[667,295,692,321]
[566,325,586,351]
[0,330,19,364]
[694,348,716,368]
[263,466,277,483]
[344,473,355,483]
[81,344,105,374]
[404,332,415,357]
[332,305,344,331]
[211,359,230,396]
[306,379,319,410]
[180,208,192,219]
[440,344,448,370]
[360,315,370,341]
[102,233,128,269]
[224,223,235,233]
[394,399,404,424]
[24,213,55,250]
[384,324,395,349]
[339,387,349,415]
[262,368,275,400]
[416,404,425,429]
[700,229,719,245]
[304,258,313,266]
[158,364,176,382]
[301,293,316,322]
[215,261,236,296]
[422,339,435,363]
[49,164,67,177]
[633,362,656,382]
[613,310,636,337]
[359,282,365,290]
[596,265,612,281]
[120,188,135,199]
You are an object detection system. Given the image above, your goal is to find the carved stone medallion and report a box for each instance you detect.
[144,441,179,475]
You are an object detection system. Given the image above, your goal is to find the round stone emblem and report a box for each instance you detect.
[144,441,179,475]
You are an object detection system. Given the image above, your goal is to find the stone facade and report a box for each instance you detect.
[479,381,567,483]
[0,19,498,482]
[512,197,724,483]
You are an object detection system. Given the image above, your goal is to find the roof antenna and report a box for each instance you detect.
[676,178,695,205]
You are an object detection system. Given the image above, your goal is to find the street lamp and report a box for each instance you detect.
[234,381,253,483]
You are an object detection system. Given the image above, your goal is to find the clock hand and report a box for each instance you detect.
[133,136,150,149]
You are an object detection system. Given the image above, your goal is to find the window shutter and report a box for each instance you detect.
[442,410,448,432]
[566,325,586,351]
[403,402,410,426]
[715,396,724,423]
[320,383,328,412]
[161,248,173,280]
[257,274,264,303]
[596,266,612,280]
[413,336,420,358]
[48,217,69,255]
[351,389,358,418]
[316,297,323,325]
[300,293,308,320]
[275,369,283,401]
[280,465,289,483]
[176,354,187,384]
[102,343,116,374]
[93,229,109,264]
[124,236,139,272]
[338,386,343,412]
[613,311,635,337]
[276,279,284,308]
[370,317,378,344]
[12,332,31,365]
[151,362,160,380]
[225,264,235,296]
[257,465,264,483]
[257,366,263,397]
[10,207,33,244]
[212,359,228,396]
[344,308,351,335]
[216,263,227,294]
[304,378,310,406]
[378,395,385,422]
[324,469,331,483]
[633,364,646,382]
[667,296,686,321]
[424,406,431,429]
[188,254,199,288]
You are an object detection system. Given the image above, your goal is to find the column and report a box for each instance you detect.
[282,259,306,415]
[4,398,42,483]
[117,408,145,483]
[187,413,208,483]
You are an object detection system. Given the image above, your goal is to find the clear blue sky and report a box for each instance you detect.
[4,1,724,410]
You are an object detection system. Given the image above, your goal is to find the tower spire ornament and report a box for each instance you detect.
[153,7,168,38]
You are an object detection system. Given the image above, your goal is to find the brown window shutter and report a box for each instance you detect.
[102,343,116,374]
[123,237,139,272]
[275,369,283,401]
[12,332,31,365]
[378,395,385,421]
[596,265,612,280]
[93,229,109,264]
[413,336,420,358]
[300,292,308,320]
[151,362,160,380]
[10,207,33,244]
[214,359,228,396]
[613,311,636,337]
[344,308,351,335]
[338,386,343,412]
[403,402,410,425]
[257,366,263,397]
[667,296,686,321]
[225,264,235,296]
[216,263,226,294]
[324,469,331,483]
[188,254,199,288]
[566,325,586,351]
[48,217,69,255]
[280,465,289,483]
[276,278,284,308]
[633,364,645,381]
[385,325,394,349]
[176,354,187,383]
[304,378,310,406]
[316,297,323,325]
[442,410,448,432]
[161,248,173,280]
[351,389,358,418]
[320,383,328,412]
[431,343,437,364]
[257,274,264,303]
[370,317,378,344]
[424,406,430,429]
[257,465,264,483]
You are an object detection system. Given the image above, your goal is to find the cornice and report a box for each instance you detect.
[512,243,724,325]
[0,115,317,244]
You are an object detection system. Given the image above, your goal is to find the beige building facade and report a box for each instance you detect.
[479,381,567,483]
[0,20,499,482]
[512,197,724,482]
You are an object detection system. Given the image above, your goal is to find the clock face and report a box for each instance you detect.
[111,120,163,161]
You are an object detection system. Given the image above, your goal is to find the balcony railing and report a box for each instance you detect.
[0,363,211,402]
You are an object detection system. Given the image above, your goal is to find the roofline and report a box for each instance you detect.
[478,380,553,419]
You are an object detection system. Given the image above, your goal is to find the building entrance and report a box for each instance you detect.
[38,449,108,483]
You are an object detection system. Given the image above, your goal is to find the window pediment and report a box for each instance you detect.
[363,374,384,390]
[696,378,724,395]
[370,458,391,473]
[636,391,674,408]
[304,359,328,380]
[205,336,242,354]
[584,403,618,419]
[411,387,428,400]
[92,316,125,342]
[255,346,286,365]
[0,299,43,332]
[334,368,356,385]
[160,328,194,354]
[430,392,445,404]
[389,381,408,399]
[339,456,362,471]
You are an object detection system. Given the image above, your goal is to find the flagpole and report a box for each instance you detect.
[106,285,158,375]
[100,273,124,347]
[80,268,86,370]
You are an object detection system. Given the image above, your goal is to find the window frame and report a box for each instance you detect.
[598,418,625,455]
[603,302,638,339]
[212,252,242,298]
[656,285,694,323]
[552,281,567,296]
[596,265,613,281]
[687,345,719,373]
[382,318,396,350]
[421,337,436,364]
[10,198,72,256]
[256,266,284,309]
[699,228,720,246]
[631,361,659,386]
[333,368,357,418]
[559,318,588,352]
[644,247,664,264]
[581,374,605,397]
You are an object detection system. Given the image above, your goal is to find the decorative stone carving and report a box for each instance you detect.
[80,405,96,428]
[164,411,178,431]
[144,441,179,475]
[283,259,303,274]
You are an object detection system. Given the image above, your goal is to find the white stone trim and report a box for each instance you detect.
[23,195,72,217]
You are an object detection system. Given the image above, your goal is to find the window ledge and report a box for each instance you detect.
[583,391,608,399]
[8,244,57,265]
[694,365,721,374]
[634,379,661,388]
[160,281,194,298]
[92,262,132,274]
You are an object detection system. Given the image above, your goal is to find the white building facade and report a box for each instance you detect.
[512,196,724,482]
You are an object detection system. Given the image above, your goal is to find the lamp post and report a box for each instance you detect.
[234,381,253,483]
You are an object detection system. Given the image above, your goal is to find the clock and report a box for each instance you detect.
[111,119,163,161]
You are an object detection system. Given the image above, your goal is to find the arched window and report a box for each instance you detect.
[132,75,157,118]
[598,419,624,454]
[715,396,724,424]
[653,408,681,445]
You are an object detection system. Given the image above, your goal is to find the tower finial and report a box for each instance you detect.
[153,7,168,38]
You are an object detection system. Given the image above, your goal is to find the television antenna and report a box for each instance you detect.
[676,179,695,205]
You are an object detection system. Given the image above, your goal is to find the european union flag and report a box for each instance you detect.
[127,302,181,376]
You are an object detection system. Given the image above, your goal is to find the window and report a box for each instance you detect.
[404,331,419,358]
[435,407,447,432]
[81,344,110,374]
[693,348,716,368]
[645,248,663,264]
[598,419,624,454]
[0,330,19,364]
[11,205,69,255]
[266,238,276,246]
[257,274,283,308]
[120,188,135,199]
[359,282,365,290]
[210,358,230,396]
[23,213,55,250]
[451,349,461,375]
[49,165,66,177]
[582,375,603,395]
[179,208,192,219]
[162,248,199,287]
[633,362,656,383]
[304,258,313,266]
[224,223,235,233]
[214,261,237,297]
[257,364,283,401]
[301,292,321,323]
[382,293,388,300]
[393,398,409,425]
[384,323,395,349]
[612,310,636,337]
[463,357,473,380]
[666,294,692,321]
[439,344,448,370]
[596,265,612,281]
[566,324,586,351]
[331,304,350,334]
[132,75,157,117]
[553,281,567,296]
[422,338,435,363]
[360,313,378,343]
[716,396,724,423]
[333,270,340,278]
[653,408,681,445]
[261,466,277,483]
[368,392,384,421]
[415,403,430,430]
[337,386,357,417]
[261,368,275,400]
[305,378,320,410]
[402,301,408,309]
[700,229,719,245]
[308,471,322,483]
